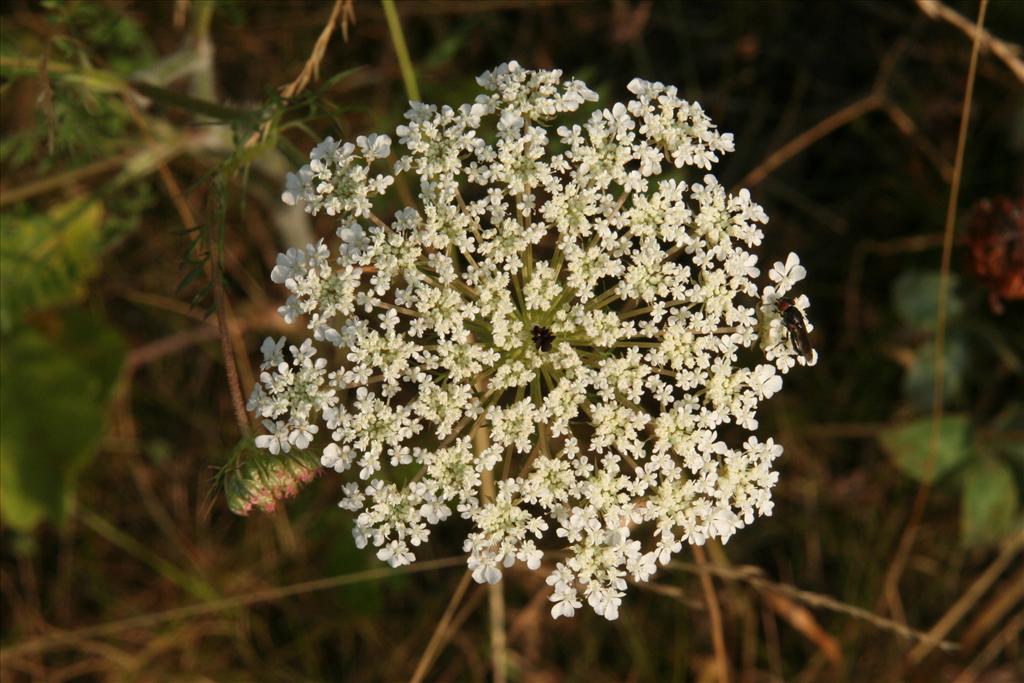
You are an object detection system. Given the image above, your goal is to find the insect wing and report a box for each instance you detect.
[790,321,813,362]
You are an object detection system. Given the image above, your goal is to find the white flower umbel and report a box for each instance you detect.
[249,62,816,620]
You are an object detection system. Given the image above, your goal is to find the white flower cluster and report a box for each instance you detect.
[248,62,815,620]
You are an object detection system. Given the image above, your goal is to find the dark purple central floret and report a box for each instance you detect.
[531,325,555,352]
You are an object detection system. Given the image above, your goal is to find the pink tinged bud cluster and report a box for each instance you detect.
[225,449,321,516]
[248,61,815,620]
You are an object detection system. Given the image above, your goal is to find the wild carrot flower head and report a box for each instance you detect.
[247,62,815,620]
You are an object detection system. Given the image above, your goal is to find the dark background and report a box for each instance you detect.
[1,1,1022,681]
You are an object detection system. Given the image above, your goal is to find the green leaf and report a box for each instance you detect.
[0,198,106,331]
[130,81,254,123]
[988,403,1024,466]
[879,415,972,482]
[961,457,1020,546]
[318,516,388,617]
[902,333,969,412]
[891,270,963,331]
[0,313,125,530]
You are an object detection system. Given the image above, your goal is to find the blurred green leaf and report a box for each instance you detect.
[325,533,386,617]
[892,270,963,331]
[0,313,124,530]
[961,457,1020,546]
[984,403,1024,466]
[1003,439,1024,466]
[131,81,255,122]
[0,198,105,331]
[422,26,472,68]
[879,415,972,482]
[42,0,156,75]
[902,333,969,412]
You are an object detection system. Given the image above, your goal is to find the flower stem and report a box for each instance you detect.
[693,544,730,683]
[381,0,420,102]
[487,571,508,683]
[475,407,509,683]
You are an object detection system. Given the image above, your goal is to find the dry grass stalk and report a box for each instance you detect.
[950,611,1024,683]
[693,545,730,683]
[0,556,467,661]
[408,571,474,683]
[906,531,1024,664]
[960,565,1024,650]
[881,0,989,623]
[915,0,1024,83]
[670,561,959,652]
[245,0,355,148]
[739,93,883,189]
[761,591,843,667]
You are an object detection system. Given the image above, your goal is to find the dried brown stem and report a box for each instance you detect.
[408,571,473,683]
[0,556,467,661]
[881,0,988,622]
[950,611,1024,683]
[279,0,350,98]
[906,531,1023,664]
[120,94,251,436]
[670,561,958,652]
[211,234,252,436]
[960,564,1024,649]
[916,0,1024,83]
[762,591,843,667]
[125,305,283,370]
[739,93,883,189]
[883,101,954,182]
[245,0,353,148]
[0,153,133,206]
[737,37,915,191]
[692,545,730,683]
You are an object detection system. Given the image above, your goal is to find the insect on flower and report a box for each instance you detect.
[776,297,814,363]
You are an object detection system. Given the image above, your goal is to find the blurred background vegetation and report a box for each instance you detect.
[1,0,1023,681]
